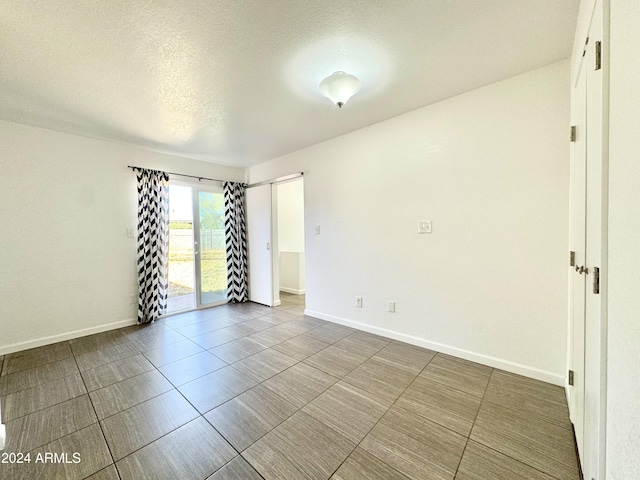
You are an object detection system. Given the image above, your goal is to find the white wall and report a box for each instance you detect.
[0,120,245,354]
[276,179,305,252]
[607,0,640,476]
[250,61,570,384]
[276,179,305,294]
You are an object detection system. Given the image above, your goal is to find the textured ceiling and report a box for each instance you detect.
[0,0,579,167]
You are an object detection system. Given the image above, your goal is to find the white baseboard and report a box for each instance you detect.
[273,299,282,307]
[279,287,305,295]
[0,318,138,356]
[304,309,565,387]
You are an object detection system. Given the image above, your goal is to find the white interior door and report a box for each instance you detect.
[583,3,605,478]
[569,2,606,478]
[246,184,274,306]
[570,53,587,464]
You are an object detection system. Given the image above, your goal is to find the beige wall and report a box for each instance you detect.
[0,120,244,354]
[607,0,640,477]
[250,61,571,384]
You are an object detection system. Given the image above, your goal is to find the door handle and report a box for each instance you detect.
[576,265,589,275]
[266,242,271,250]
[194,241,199,255]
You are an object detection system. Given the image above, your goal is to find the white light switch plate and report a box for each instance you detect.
[418,221,432,234]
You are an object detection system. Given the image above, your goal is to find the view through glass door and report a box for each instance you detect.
[167,184,228,314]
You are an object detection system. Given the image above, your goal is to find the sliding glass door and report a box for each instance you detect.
[195,190,227,306]
[167,184,227,313]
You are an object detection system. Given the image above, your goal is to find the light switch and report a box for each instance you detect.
[315,225,321,235]
[418,221,432,234]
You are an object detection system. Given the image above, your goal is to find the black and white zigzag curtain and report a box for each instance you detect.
[223,181,248,303]
[135,168,170,323]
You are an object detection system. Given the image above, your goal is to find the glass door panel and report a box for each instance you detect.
[196,191,228,306]
[167,185,196,313]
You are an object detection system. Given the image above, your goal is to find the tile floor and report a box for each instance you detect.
[0,293,580,480]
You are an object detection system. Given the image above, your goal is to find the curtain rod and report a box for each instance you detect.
[127,165,224,183]
[247,172,304,188]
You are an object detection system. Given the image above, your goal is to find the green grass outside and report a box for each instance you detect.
[168,249,227,297]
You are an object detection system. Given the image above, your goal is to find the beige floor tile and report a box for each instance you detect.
[470,401,579,480]
[81,353,155,392]
[4,395,97,453]
[305,324,355,344]
[333,331,390,358]
[128,329,188,353]
[178,365,256,413]
[420,353,492,398]
[272,335,330,361]
[0,357,79,395]
[158,351,227,386]
[172,317,237,338]
[232,349,298,382]
[396,375,481,436]
[101,389,199,460]
[262,363,339,408]
[455,440,557,480]
[483,370,571,429]
[2,424,112,480]
[342,357,416,404]
[89,369,173,419]
[191,327,246,349]
[75,342,141,372]
[304,381,391,444]
[332,447,410,480]
[116,417,236,480]
[1,373,86,421]
[210,338,268,363]
[246,327,296,348]
[205,384,298,451]
[304,345,369,378]
[373,342,436,374]
[142,339,204,368]
[206,456,263,479]
[69,330,130,356]
[85,464,120,480]
[244,411,355,480]
[2,342,73,376]
[360,406,467,480]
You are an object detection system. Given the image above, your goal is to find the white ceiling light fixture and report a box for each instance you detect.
[319,71,361,108]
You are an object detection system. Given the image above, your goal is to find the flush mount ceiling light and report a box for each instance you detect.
[319,71,361,108]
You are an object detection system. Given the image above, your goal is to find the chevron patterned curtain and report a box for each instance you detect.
[135,168,170,323]
[223,181,248,303]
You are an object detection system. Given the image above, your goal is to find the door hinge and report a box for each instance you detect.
[593,266,600,294]
[569,370,574,386]
[570,126,576,142]
[569,251,575,267]
[595,41,602,70]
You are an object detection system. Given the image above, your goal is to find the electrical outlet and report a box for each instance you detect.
[387,301,396,313]
[355,296,363,308]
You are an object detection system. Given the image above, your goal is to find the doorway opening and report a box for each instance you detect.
[274,178,305,310]
[167,183,228,314]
